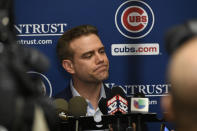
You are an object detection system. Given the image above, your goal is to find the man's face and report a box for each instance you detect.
[70,34,109,83]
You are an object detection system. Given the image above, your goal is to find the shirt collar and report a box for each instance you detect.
[70,79,106,101]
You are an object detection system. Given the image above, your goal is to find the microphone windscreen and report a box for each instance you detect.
[68,96,87,117]
[54,98,68,115]
[134,92,145,98]
[111,86,125,97]
[98,98,108,115]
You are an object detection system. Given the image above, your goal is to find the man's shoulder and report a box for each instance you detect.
[54,85,73,101]
[54,83,111,101]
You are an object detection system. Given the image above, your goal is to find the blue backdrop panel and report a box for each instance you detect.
[14,0,197,130]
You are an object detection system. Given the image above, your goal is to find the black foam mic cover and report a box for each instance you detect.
[98,97,108,115]
[54,98,68,115]
[111,86,126,98]
[134,92,145,98]
[68,96,88,117]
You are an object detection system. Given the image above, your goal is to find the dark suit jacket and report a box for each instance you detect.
[55,83,111,102]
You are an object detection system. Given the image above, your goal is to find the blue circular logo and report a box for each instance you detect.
[27,71,53,98]
[115,0,155,39]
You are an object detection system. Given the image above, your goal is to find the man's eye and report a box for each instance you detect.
[83,54,92,58]
[99,49,105,54]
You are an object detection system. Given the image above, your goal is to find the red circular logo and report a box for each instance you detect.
[121,6,148,33]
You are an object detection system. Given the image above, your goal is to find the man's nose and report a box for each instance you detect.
[95,53,104,64]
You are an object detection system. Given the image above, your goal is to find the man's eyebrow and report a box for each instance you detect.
[81,50,94,57]
[99,46,105,50]
[81,46,105,58]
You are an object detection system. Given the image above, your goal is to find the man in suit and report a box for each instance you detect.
[55,25,110,127]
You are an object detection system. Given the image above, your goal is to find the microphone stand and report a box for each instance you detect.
[75,118,82,131]
[75,119,78,131]
[117,117,121,131]
[126,116,133,131]
[136,114,141,131]
[114,115,124,131]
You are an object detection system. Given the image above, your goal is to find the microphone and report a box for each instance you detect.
[68,96,88,131]
[130,92,149,131]
[107,86,128,131]
[95,97,108,129]
[68,96,87,117]
[54,98,69,120]
[130,92,149,113]
[107,86,128,115]
[98,97,108,115]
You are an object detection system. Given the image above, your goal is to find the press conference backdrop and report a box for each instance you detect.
[14,0,197,130]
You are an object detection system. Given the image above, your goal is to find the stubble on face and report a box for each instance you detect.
[70,34,109,83]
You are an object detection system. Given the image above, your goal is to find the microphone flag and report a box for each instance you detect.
[130,98,149,113]
[107,95,128,114]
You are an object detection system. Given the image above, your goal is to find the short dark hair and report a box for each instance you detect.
[56,25,99,62]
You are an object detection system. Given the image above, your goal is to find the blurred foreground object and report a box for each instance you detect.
[165,19,197,55]
[0,0,56,131]
[162,19,197,131]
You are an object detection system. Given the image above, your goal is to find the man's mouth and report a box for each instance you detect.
[94,65,108,72]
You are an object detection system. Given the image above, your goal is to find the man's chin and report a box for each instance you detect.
[96,73,109,81]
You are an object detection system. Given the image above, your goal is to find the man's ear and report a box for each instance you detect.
[62,59,75,74]
[161,94,175,122]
